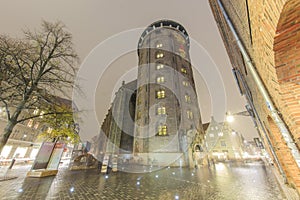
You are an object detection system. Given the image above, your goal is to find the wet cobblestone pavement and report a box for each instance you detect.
[0,162,286,200]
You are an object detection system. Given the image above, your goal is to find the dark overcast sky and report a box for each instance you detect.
[0,0,258,140]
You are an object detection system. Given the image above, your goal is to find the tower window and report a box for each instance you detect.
[156,76,165,83]
[157,106,166,115]
[156,52,164,58]
[156,90,165,99]
[181,68,187,74]
[182,81,189,86]
[156,64,164,70]
[157,125,167,136]
[156,43,163,48]
[187,110,193,119]
[185,95,191,103]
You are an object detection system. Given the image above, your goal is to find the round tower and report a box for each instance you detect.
[134,20,204,167]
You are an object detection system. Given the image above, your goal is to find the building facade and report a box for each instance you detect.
[209,0,300,192]
[94,20,205,169]
[134,20,204,167]
[204,117,245,162]
[0,97,74,163]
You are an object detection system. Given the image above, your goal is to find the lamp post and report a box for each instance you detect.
[226,110,250,123]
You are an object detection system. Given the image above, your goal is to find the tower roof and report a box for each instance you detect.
[137,19,190,51]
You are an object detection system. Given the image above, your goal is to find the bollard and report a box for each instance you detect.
[8,158,16,169]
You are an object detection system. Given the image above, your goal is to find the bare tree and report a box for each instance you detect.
[0,21,79,152]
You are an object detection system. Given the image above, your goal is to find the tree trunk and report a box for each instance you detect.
[0,100,25,153]
[0,120,16,153]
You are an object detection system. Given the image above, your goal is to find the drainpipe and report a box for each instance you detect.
[217,0,300,168]
[235,68,287,183]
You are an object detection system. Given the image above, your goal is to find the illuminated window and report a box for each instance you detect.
[185,95,191,103]
[156,90,165,99]
[187,110,193,119]
[33,108,39,115]
[156,52,164,58]
[156,76,165,83]
[156,43,163,48]
[182,81,189,86]
[137,111,141,120]
[34,122,39,129]
[157,125,167,136]
[47,127,53,134]
[156,64,164,70]
[27,119,33,128]
[157,106,166,115]
[40,111,45,118]
[218,132,223,137]
[181,68,187,74]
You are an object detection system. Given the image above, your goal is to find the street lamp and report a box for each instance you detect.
[226,113,234,123]
[226,111,250,123]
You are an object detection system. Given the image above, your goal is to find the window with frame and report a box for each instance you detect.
[39,111,45,118]
[156,43,163,48]
[156,64,164,70]
[185,95,191,103]
[157,106,166,115]
[157,125,167,136]
[156,52,164,58]
[156,90,165,99]
[47,127,53,134]
[182,81,189,86]
[34,122,39,129]
[187,110,193,119]
[33,108,39,115]
[27,119,33,128]
[156,76,165,83]
[181,67,187,74]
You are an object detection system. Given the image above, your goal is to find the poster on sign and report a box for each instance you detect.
[31,142,55,170]
[47,143,65,170]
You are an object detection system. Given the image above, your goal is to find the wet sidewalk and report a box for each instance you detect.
[0,162,289,200]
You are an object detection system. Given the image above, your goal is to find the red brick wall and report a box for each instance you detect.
[209,0,300,193]
[274,0,300,149]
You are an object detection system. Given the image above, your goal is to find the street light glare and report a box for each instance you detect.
[226,115,234,123]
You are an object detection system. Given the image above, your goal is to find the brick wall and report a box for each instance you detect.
[209,0,300,193]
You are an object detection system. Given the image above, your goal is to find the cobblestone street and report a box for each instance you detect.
[0,162,287,200]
